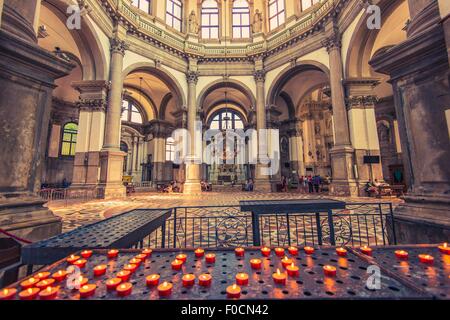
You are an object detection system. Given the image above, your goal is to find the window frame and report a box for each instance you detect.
[300,0,320,12]
[209,110,245,131]
[60,122,78,157]
[201,0,220,39]
[166,137,175,162]
[131,0,152,15]
[166,0,183,32]
[121,99,144,124]
[268,0,286,31]
[232,0,251,39]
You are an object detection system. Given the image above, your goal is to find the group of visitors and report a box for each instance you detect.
[278,174,331,193]
[162,181,181,193]
[364,179,391,197]
[201,180,213,192]
[243,179,254,192]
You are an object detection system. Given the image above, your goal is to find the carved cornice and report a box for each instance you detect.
[77,98,107,112]
[346,95,378,109]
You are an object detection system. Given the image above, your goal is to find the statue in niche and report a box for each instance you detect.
[252,9,263,33]
[377,121,391,143]
[314,123,321,135]
[188,10,199,34]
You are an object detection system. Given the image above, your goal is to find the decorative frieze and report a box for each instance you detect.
[346,95,378,109]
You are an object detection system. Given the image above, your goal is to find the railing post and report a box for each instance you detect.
[252,212,261,246]
[161,221,166,248]
[315,212,323,246]
[389,202,397,245]
[285,213,292,246]
[172,207,177,248]
[327,209,336,246]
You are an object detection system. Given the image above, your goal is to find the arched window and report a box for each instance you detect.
[232,0,250,38]
[166,137,175,162]
[300,0,320,12]
[209,110,244,131]
[201,0,219,39]
[166,0,182,31]
[61,122,77,156]
[131,0,151,14]
[268,0,285,30]
[121,100,143,124]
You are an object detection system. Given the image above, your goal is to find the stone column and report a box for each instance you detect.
[71,81,108,190]
[323,29,357,196]
[345,79,384,194]
[99,30,128,198]
[371,0,450,243]
[0,0,74,241]
[254,68,272,191]
[288,121,305,176]
[0,0,4,26]
[183,69,202,194]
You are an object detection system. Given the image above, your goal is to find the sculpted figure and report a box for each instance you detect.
[253,9,263,33]
[188,10,199,34]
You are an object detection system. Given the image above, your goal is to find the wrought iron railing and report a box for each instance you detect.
[145,203,396,249]
[37,188,100,205]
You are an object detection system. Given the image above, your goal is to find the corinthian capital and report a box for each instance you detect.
[254,69,266,83]
[322,29,342,53]
[110,36,129,55]
[186,71,199,84]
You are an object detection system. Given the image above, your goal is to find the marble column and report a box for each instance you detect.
[0,0,73,241]
[345,79,384,194]
[71,81,108,190]
[183,70,202,194]
[371,0,450,243]
[323,29,357,196]
[289,121,305,176]
[254,68,272,191]
[99,31,128,198]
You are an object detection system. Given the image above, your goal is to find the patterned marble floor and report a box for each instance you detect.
[48,191,402,233]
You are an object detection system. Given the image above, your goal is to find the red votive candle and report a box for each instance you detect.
[66,255,80,264]
[250,258,262,270]
[418,254,434,264]
[336,247,348,257]
[205,253,216,264]
[281,256,294,268]
[81,250,93,259]
[176,254,187,263]
[226,284,241,299]
[438,243,450,255]
[395,250,409,260]
[135,254,147,261]
[288,246,299,256]
[73,259,87,269]
[235,247,245,257]
[236,273,249,285]
[36,279,55,290]
[182,274,196,287]
[274,248,285,257]
[146,274,160,287]
[323,265,337,277]
[360,246,373,256]
[52,270,68,282]
[129,258,142,266]
[106,278,122,290]
[116,282,132,297]
[36,272,50,280]
[142,248,152,257]
[171,259,183,271]
[19,288,40,300]
[158,282,173,297]
[0,288,17,300]
[261,247,271,257]
[198,274,212,287]
[73,276,89,289]
[304,246,315,255]
[116,270,131,282]
[124,263,138,273]
[39,286,59,300]
[272,269,287,285]
[93,264,107,276]
[79,284,96,298]
[20,277,39,290]
[195,248,205,258]
[108,249,119,259]
[287,263,299,277]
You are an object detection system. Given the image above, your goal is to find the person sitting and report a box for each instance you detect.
[172,181,181,193]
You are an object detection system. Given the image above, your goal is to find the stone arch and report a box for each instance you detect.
[266,60,330,106]
[42,0,108,80]
[123,83,158,121]
[122,63,187,108]
[197,78,257,112]
[345,0,409,78]
[159,93,174,120]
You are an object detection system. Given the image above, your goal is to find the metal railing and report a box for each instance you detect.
[145,202,396,249]
[38,188,100,205]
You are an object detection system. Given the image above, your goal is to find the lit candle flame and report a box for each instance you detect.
[291,263,295,268]
[27,288,32,294]
[3,289,8,294]
[82,285,88,290]
[232,284,237,290]
[277,269,281,275]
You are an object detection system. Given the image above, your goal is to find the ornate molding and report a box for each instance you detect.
[77,98,107,112]
[110,36,129,55]
[346,95,378,109]
[322,29,342,53]
[186,71,199,84]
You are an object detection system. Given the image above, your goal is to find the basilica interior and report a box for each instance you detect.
[0,0,449,245]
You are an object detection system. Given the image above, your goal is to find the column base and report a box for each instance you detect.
[183,181,202,194]
[329,180,359,197]
[329,145,358,197]
[98,150,126,199]
[0,197,62,242]
[254,179,272,192]
[388,195,450,244]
